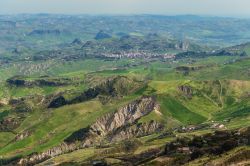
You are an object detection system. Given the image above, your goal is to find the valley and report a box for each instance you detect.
[0,14,249,166]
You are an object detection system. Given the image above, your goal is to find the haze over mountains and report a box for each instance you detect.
[1,14,250,55]
[1,0,250,17]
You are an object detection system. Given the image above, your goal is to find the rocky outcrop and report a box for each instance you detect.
[175,65,207,75]
[69,87,100,104]
[17,96,160,165]
[175,41,189,51]
[110,120,163,142]
[178,85,193,98]
[81,41,95,48]
[15,131,32,141]
[9,98,33,113]
[7,76,70,87]
[0,98,9,106]
[0,117,21,131]
[71,38,83,45]
[95,30,112,40]
[18,143,77,166]
[7,78,25,86]
[180,41,190,51]
[48,76,141,108]
[48,87,99,108]
[48,96,67,108]
[64,127,90,143]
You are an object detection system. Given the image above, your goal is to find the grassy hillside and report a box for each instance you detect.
[0,47,249,165]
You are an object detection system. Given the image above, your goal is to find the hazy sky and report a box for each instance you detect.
[1,0,250,17]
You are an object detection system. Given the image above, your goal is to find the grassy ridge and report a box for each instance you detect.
[158,95,207,125]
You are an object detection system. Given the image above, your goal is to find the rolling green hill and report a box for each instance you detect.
[0,55,249,165]
[0,15,250,166]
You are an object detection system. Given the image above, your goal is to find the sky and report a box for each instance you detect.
[1,0,250,17]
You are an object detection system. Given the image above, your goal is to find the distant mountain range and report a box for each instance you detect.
[1,14,250,54]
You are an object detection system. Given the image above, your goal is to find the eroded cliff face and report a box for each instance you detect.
[110,120,164,142]
[91,97,157,135]
[82,96,159,146]
[17,96,161,165]
[18,143,77,166]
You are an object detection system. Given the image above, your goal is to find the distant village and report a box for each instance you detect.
[101,51,176,59]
